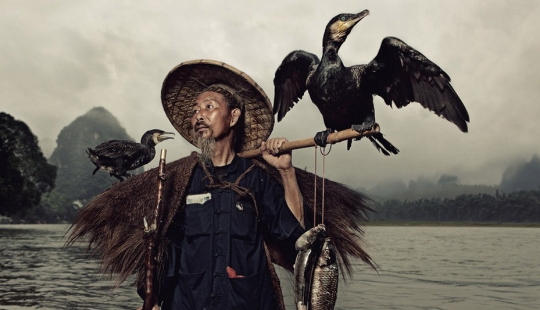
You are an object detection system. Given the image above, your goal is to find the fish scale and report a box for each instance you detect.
[294,224,339,310]
[310,238,339,310]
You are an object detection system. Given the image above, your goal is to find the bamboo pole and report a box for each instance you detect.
[142,149,167,310]
[238,124,380,158]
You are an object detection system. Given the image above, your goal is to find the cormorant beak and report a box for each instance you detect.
[342,10,370,31]
[157,132,175,142]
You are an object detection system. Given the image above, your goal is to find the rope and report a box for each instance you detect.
[313,145,331,225]
[321,147,326,225]
[200,162,259,217]
[320,143,332,156]
[313,146,318,226]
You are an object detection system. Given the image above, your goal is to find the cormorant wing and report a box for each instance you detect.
[359,37,469,132]
[273,50,320,121]
[92,140,146,159]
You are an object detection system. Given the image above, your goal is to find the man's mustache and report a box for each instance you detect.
[194,121,210,131]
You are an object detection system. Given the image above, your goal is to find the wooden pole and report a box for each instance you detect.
[238,124,381,158]
[142,149,167,310]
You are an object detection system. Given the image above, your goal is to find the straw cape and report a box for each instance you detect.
[67,59,375,306]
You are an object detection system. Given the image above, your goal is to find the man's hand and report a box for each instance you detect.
[260,137,304,227]
[260,137,292,171]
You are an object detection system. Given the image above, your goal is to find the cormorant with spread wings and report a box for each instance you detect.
[273,10,469,154]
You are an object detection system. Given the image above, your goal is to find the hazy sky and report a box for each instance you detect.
[2,0,539,189]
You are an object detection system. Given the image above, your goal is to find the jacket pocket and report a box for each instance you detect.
[230,199,256,241]
[169,271,207,310]
[182,201,212,237]
[228,273,259,309]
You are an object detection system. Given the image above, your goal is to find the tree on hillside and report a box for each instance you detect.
[438,174,459,185]
[0,112,56,216]
[371,190,540,223]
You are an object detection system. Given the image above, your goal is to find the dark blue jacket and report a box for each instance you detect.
[160,156,304,310]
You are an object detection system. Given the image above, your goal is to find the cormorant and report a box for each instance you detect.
[273,9,469,155]
[86,129,174,181]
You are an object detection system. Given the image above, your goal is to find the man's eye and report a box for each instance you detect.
[206,104,213,109]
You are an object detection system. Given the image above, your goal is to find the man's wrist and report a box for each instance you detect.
[278,166,295,177]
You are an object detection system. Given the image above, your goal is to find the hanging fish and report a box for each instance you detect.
[294,224,339,310]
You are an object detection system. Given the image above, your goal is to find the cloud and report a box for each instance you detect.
[2,0,539,189]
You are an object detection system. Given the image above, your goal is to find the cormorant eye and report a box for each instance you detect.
[340,16,346,21]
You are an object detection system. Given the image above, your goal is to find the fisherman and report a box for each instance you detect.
[68,60,374,310]
[148,60,306,310]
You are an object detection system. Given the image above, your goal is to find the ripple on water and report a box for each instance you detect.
[1,224,539,309]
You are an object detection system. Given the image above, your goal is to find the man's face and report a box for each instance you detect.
[191,91,237,140]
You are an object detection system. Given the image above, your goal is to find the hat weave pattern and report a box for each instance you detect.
[161,59,274,152]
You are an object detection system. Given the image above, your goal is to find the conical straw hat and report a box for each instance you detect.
[161,59,274,152]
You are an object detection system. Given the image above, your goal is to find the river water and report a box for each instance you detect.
[0,224,538,309]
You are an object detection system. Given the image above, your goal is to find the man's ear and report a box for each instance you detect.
[230,108,241,126]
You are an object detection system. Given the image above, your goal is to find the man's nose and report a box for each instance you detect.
[192,111,204,121]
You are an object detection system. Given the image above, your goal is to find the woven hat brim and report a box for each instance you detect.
[161,59,274,152]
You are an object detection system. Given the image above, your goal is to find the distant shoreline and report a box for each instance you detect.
[366,220,540,227]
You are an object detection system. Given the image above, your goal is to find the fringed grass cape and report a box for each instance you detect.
[67,152,375,302]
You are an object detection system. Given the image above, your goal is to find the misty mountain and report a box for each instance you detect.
[48,107,143,203]
[366,174,497,202]
[500,154,540,193]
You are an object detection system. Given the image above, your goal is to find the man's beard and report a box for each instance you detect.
[194,133,216,168]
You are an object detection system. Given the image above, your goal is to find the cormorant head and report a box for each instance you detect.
[323,10,370,50]
[141,129,175,146]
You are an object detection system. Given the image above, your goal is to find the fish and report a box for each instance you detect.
[294,224,339,310]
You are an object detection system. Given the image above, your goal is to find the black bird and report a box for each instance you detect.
[273,9,469,155]
[86,129,174,181]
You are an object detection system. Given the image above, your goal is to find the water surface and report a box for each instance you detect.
[1,224,538,309]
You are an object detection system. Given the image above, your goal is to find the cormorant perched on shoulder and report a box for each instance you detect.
[86,129,174,181]
[273,10,469,155]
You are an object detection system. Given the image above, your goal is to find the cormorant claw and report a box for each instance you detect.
[111,173,125,182]
[351,122,375,135]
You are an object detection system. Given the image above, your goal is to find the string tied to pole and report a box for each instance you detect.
[313,145,331,226]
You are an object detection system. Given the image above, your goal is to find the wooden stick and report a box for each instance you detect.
[142,149,167,310]
[238,124,381,158]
